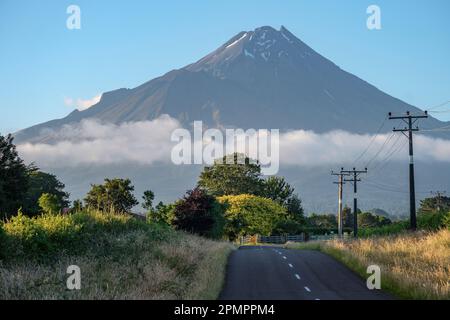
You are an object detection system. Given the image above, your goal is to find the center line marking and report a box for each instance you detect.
[304,286,311,292]
[288,263,294,268]
[295,274,301,280]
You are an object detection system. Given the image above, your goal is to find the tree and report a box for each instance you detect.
[307,213,337,230]
[172,188,224,238]
[0,134,30,218]
[342,205,354,228]
[285,194,305,223]
[147,201,176,225]
[217,194,287,240]
[263,176,294,205]
[142,190,155,211]
[38,193,61,214]
[262,176,304,222]
[358,212,392,228]
[198,153,264,196]
[419,195,450,214]
[23,170,70,216]
[273,219,304,235]
[72,199,83,212]
[84,178,138,213]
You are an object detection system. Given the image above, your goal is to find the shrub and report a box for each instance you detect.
[359,211,450,237]
[359,221,408,237]
[217,194,287,240]
[0,210,169,261]
[273,220,304,235]
[38,193,61,215]
[172,188,224,239]
[418,210,450,230]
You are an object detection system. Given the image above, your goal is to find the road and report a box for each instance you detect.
[220,246,392,300]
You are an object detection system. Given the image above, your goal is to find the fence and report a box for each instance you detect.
[308,233,352,241]
[240,234,305,245]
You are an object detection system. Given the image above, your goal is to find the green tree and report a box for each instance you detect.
[263,176,294,205]
[307,213,337,230]
[142,190,155,211]
[84,178,138,213]
[198,153,264,196]
[358,212,391,228]
[0,134,30,218]
[38,193,61,214]
[342,205,354,228]
[285,194,305,223]
[419,195,450,214]
[72,199,83,212]
[23,170,70,216]
[217,194,287,240]
[147,201,176,225]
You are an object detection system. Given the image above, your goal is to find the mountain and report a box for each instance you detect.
[14,25,444,144]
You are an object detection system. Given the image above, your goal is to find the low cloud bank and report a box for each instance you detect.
[17,116,450,169]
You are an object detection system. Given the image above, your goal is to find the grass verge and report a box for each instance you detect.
[285,229,450,300]
[0,210,234,299]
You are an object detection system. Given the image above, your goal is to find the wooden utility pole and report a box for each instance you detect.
[342,168,368,238]
[332,169,349,237]
[388,111,428,230]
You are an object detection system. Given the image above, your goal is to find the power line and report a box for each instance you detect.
[366,136,407,179]
[364,132,395,168]
[427,100,450,112]
[352,116,388,166]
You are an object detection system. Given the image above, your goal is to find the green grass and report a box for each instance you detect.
[0,210,234,299]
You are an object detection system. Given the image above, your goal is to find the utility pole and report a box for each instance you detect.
[388,111,428,230]
[342,168,367,238]
[332,168,349,237]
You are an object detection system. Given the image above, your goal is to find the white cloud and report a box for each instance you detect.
[64,94,102,111]
[16,118,450,170]
[18,116,180,167]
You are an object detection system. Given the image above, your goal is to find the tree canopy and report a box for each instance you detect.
[84,178,138,213]
[198,153,264,196]
[217,194,287,240]
[0,134,30,218]
[172,188,224,238]
[23,170,70,216]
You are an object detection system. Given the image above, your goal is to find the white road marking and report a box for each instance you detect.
[304,286,311,292]
[315,298,320,300]
[282,256,287,260]
[278,252,282,255]
[295,274,301,280]
[288,263,294,268]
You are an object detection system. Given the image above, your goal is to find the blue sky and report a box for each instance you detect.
[1,0,449,133]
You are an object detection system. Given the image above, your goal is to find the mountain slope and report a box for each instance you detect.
[14,26,444,143]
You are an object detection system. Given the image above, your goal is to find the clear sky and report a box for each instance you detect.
[1,0,449,133]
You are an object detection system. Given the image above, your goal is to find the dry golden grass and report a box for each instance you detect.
[0,229,234,300]
[287,229,450,300]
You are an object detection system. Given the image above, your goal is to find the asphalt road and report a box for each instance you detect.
[220,246,392,300]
